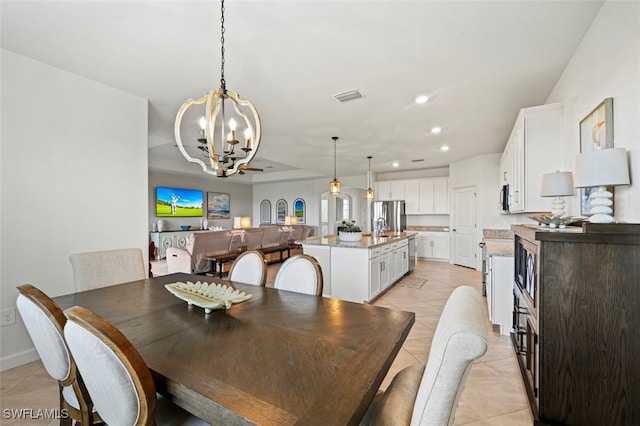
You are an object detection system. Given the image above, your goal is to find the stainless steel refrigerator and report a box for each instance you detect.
[371,200,406,233]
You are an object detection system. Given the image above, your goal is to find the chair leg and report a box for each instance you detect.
[59,385,72,426]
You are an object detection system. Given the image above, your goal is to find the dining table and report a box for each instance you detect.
[53,273,415,425]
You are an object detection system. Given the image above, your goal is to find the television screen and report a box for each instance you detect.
[156,187,204,217]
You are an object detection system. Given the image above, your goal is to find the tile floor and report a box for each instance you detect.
[0,260,532,425]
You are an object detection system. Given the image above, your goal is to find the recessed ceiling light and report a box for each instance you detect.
[431,127,442,134]
[392,162,399,168]
[415,95,429,104]
[440,145,449,152]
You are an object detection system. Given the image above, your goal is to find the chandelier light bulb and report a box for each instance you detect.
[199,117,206,130]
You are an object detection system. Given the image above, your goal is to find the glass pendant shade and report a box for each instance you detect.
[365,188,374,199]
[365,156,374,199]
[329,137,340,194]
[330,179,341,195]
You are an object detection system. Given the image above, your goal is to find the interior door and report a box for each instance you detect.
[452,186,478,269]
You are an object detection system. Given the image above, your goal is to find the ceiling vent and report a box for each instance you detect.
[411,159,425,163]
[332,89,364,103]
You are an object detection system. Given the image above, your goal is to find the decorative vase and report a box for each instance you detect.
[157,220,164,232]
[203,219,208,230]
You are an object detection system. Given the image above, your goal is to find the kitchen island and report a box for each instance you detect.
[302,232,417,303]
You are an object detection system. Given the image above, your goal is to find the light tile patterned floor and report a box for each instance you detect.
[1,260,532,425]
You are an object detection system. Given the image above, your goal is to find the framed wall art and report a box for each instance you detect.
[294,198,306,224]
[276,199,288,224]
[579,98,614,216]
[207,192,230,219]
[260,199,271,224]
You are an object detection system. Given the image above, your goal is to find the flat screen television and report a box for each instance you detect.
[156,187,204,217]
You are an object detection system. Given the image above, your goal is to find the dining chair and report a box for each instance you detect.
[360,285,488,426]
[166,247,192,274]
[16,284,101,426]
[228,250,267,286]
[69,248,146,291]
[273,254,323,296]
[63,305,208,426]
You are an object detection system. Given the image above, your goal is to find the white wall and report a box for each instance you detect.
[546,1,639,222]
[0,50,149,370]
[148,170,253,231]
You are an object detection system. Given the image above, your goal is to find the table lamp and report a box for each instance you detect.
[574,147,630,223]
[541,171,574,216]
[284,216,298,226]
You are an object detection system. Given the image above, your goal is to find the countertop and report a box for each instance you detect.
[485,239,514,256]
[406,226,450,233]
[302,231,418,249]
[482,228,514,239]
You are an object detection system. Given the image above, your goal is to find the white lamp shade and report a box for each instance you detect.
[541,171,574,197]
[240,216,252,228]
[574,148,630,188]
[284,216,298,226]
[233,217,242,229]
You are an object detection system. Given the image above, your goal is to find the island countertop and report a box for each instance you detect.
[302,231,418,249]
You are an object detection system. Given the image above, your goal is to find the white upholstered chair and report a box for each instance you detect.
[69,248,146,291]
[166,247,192,274]
[16,284,101,426]
[228,250,267,287]
[63,305,208,426]
[361,285,489,426]
[273,254,323,296]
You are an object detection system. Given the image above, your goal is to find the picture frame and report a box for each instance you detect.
[260,199,271,224]
[207,192,230,219]
[294,198,306,224]
[276,199,288,224]
[579,98,614,216]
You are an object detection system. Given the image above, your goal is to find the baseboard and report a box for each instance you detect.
[0,348,39,372]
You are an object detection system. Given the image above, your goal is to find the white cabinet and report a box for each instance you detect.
[379,245,391,288]
[405,180,420,214]
[500,103,563,213]
[487,255,514,335]
[376,181,405,201]
[369,249,381,299]
[416,232,449,262]
[378,178,449,214]
[150,231,192,259]
[418,177,449,214]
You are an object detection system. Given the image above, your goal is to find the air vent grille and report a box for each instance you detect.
[332,89,364,103]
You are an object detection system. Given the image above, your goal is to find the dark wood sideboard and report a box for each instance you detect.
[512,223,640,426]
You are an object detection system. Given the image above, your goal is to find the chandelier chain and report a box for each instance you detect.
[220,0,226,90]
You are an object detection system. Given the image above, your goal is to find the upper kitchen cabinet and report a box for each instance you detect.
[500,103,563,213]
[382,178,449,215]
[419,177,449,214]
[376,180,406,201]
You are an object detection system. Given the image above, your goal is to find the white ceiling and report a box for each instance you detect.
[1,0,603,184]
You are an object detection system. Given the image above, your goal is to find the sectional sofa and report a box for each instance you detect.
[164,225,312,275]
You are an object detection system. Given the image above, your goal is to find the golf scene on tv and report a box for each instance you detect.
[156,187,204,217]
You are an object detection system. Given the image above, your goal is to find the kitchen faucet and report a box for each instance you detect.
[375,217,388,236]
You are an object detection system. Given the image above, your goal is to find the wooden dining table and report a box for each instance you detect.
[53,273,415,425]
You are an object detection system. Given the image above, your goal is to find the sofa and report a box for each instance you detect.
[165,225,312,275]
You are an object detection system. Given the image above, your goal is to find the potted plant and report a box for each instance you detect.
[338,224,362,242]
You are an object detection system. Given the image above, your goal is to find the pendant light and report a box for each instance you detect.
[174,0,262,177]
[329,136,341,195]
[365,156,374,199]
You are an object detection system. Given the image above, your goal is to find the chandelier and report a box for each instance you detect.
[330,136,340,195]
[174,0,261,177]
[365,156,374,199]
